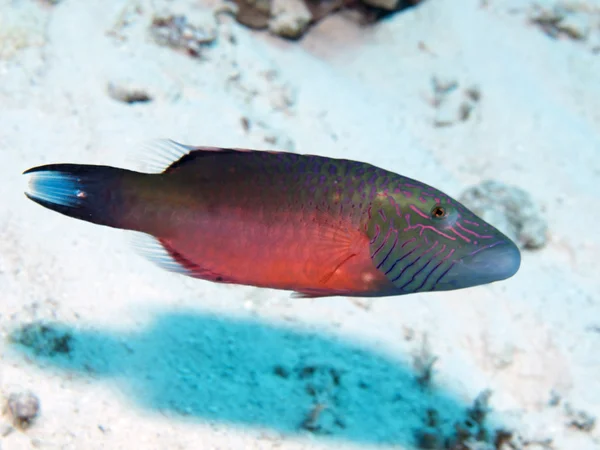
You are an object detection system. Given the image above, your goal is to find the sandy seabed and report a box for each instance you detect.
[0,0,599,449]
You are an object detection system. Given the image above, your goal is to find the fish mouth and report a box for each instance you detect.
[438,241,521,290]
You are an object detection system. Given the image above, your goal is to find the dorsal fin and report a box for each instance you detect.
[164,147,241,174]
[129,139,256,174]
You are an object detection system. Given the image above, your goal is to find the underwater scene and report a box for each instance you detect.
[0,0,599,449]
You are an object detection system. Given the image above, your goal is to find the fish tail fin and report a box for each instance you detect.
[23,163,142,230]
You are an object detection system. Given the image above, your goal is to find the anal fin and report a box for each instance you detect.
[292,289,339,299]
[131,232,235,284]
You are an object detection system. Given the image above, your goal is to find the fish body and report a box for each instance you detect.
[23,141,520,297]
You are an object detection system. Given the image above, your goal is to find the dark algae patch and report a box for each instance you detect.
[10,321,73,357]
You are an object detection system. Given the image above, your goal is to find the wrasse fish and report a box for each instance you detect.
[23,140,520,298]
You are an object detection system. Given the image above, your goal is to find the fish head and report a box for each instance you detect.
[375,184,521,293]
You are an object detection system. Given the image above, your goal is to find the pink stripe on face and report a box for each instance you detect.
[448,226,471,243]
[409,204,429,219]
[456,222,493,239]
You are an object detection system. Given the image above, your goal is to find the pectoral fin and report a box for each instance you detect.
[301,209,367,289]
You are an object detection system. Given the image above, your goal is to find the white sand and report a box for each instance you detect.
[1,0,599,448]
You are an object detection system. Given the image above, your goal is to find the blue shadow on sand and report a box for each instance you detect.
[7,308,481,447]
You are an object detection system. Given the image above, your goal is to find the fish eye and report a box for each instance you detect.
[430,205,447,220]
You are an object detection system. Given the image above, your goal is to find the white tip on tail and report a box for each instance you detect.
[23,170,84,208]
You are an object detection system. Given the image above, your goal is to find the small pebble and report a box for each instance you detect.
[529,5,592,41]
[150,13,217,57]
[269,0,312,40]
[107,81,152,104]
[565,403,596,432]
[548,390,561,407]
[557,11,590,40]
[6,391,40,429]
